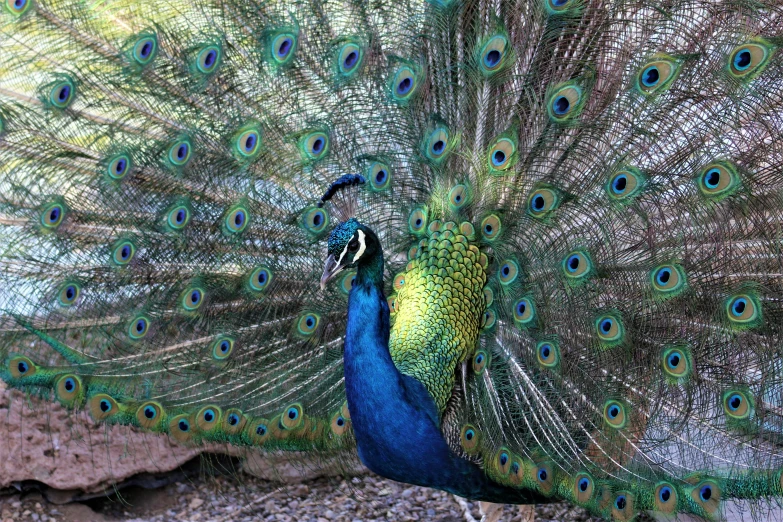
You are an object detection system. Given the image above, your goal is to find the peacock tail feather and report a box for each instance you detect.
[1,0,782,519]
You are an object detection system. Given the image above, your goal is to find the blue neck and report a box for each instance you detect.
[343,250,546,503]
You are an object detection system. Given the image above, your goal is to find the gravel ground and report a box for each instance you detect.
[0,471,655,522]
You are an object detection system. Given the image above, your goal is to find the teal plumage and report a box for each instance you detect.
[1,0,782,520]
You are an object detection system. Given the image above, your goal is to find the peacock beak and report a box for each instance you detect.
[320,254,342,291]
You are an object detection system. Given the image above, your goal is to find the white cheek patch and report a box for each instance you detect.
[353,230,367,262]
[336,241,350,267]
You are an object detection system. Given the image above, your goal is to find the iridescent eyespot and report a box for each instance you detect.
[696,162,740,200]
[228,414,240,426]
[488,137,516,171]
[547,84,583,121]
[367,162,391,191]
[225,205,249,234]
[128,315,150,340]
[197,406,220,430]
[167,205,190,230]
[480,214,501,241]
[573,474,594,504]
[728,41,772,79]
[595,313,624,346]
[132,34,158,66]
[722,390,752,419]
[527,187,560,218]
[391,65,419,102]
[49,79,75,109]
[483,287,494,308]
[337,42,363,76]
[650,263,687,298]
[212,337,235,360]
[482,309,496,330]
[661,345,691,381]
[424,127,451,164]
[281,403,303,429]
[136,401,163,429]
[331,411,349,435]
[654,483,677,514]
[106,154,132,180]
[272,33,297,64]
[234,127,261,158]
[603,400,627,429]
[472,350,489,373]
[725,292,761,328]
[300,131,329,161]
[460,424,480,453]
[448,184,470,210]
[89,394,119,421]
[55,374,82,405]
[606,167,645,202]
[168,138,192,167]
[535,463,555,494]
[112,240,136,266]
[497,450,510,474]
[393,272,406,291]
[513,297,535,326]
[302,207,329,235]
[177,419,190,432]
[546,0,575,13]
[9,356,35,379]
[612,493,634,519]
[297,313,320,336]
[636,56,679,94]
[196,45,221,74]
[6,0,31,16]
[182,287,204,311]
[498,259,519,285]
[249,266,272,292]
[691,481,721,516]
[58,282,80,306]
[536,340,559,368]
[562,250,593,281]
[41,202,65,228]
[408,207,428,235]
[248,418,270,444]
[478,35,508,74]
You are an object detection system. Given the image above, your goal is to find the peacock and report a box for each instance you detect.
[0,0,782,519]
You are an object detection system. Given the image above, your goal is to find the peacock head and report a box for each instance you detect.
[320,218,380,290]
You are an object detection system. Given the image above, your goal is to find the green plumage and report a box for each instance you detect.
[0,0,782,520]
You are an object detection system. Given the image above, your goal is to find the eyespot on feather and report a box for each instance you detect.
[611,492,635,522]
[300,131,329,161]
[562,250,593,282]
[337,42,363,76]
[408,207,428,235]
[112,240,136,266]
[167,138,192,167]
[728,40,773,80]
[8,356,36,379]
[233,125,262,159]
[41,202,66,229]
[57,281,80,307]
[661,345,692,382]
[696,162,741,200]
[248,266,272,293]
[390,65,420,102]
[106,154,132,180]
[480,214,501,241]
[223,409,247,435]
[271,33,297,65]
[297,313,320,336]
[606,167,645,202]
[166,204,191,231]
[635,56,680,94]
[131,33,158,66]
[128,315,150,340]
[281,404,304,430]
[367,162,391,191]
[55,374,83,406]
[478,35,509,75]
[722,389,753,420]
[168,414,194,443]
[472,350,489,373]
[47,78,76,109]
[196,406,222,431]
[573,473,595,504]
[224,205,250,234]
[513,297,536,327]
[547,84,584,121]
[654,482,678,514]
[136,401,164,430]
[690,480,721,517]
[725,292,761,328]
[535,462,555,495]
[527,187,560,218]
[247,417,271,445]
[89,394,119,421]
[536,340,559,368]
[303,207,329,235]
[460,424,480,453]
[603,400,628,429]
[595,313,625,347]
[195,44,221,75]
[650,263,687,298]
[330,411,350,435]
[6,0,32,16]
[181,286,205,312]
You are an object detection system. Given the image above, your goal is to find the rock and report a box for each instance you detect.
[189,498,204,509]
[401,489,414,498]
